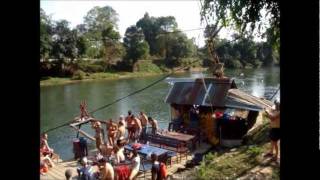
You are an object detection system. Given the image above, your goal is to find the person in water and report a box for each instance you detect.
[107,119,118,146]
[264,100,280,161]
[148,117,159,135]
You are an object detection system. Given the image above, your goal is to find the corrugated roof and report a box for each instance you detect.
[165,77,274,111]
[165,78,234,107]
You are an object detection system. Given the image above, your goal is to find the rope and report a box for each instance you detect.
[268,85,280,101]
[42,59,203,134]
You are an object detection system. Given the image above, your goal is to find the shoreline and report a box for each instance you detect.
[40,67,208,87]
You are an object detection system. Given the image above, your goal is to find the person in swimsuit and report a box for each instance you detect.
[132,114,142,142]
[126,111,135,141]
[264,100,280,161]
[97,157,114,180]
[107,119,118,146]
[148,117,159,135]
[94,121,105,152]
[139,111,148,141]
[117,119,126,140]
[114,139,126,164]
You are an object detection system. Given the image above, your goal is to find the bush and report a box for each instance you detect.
[225,59,243,69]
[86,64,104,72]
[77,60,104,73]
[71,70,86,80]
[136,60,162,73]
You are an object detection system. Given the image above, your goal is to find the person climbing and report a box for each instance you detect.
[264,100,280,161]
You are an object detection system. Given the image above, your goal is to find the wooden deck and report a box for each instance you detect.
[40,142,212,180]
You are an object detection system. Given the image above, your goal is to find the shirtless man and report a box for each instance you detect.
[264,101,280,161]
[117,118,126,140]
[97,158,114,180]
[139,111,148,141]
[93,121,105,152]
[107,119,118,146]
[132,114,142,141]
[126,111,135,141]
[148,117,159,135]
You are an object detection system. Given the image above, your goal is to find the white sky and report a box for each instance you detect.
[41,0,266,47]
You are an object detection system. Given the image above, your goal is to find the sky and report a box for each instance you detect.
[41,0,266,47]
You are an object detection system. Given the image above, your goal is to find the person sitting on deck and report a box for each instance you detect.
[264,100,280,162]
[151,153,167,180]
[148,117,159,135]
[65,169,73,180]
[107,119,118,146]
[132,114,142,142]
[40,133,54,158]
[114,139,126,164]
[139,111,149,141]
[128,149,141,180]
[126,111,136,141]
[40,152,55,175]
[93,121,105,153]
[117,118,126,140]
[97,157,114,180]
[77,157,97,180]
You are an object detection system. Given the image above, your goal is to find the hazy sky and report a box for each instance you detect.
[41,0,266,47]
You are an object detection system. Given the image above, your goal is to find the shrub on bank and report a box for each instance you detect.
[71,70,86,80]
[135,60,163,73]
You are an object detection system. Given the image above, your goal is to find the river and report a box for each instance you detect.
[40,66,280,160]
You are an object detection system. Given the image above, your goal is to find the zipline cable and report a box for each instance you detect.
[42,58,203,134]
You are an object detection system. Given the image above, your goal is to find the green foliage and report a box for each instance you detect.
[135,60,162,73]
[77,60,104,73]
[247,145,263,157]
[40,8,53,60]
[71,70,86,80]
[123,25,150,66]
[201,0,279,52]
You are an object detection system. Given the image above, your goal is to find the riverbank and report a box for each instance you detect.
[40,67,208,87]
[169,118,280,180]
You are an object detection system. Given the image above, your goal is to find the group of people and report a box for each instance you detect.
[91,110,159,154]
[74,110,163,180]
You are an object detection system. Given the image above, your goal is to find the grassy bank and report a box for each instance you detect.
[194,119,279,180]
[40,71,168,87]
[172,118,280,180]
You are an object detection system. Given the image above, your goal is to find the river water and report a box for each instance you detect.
[40,67,280,160]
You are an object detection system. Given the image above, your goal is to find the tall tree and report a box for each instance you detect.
[136,13,160,56]
[40,8,53,61]
[123,25,150,68]
[83,6,122,62]
[136,13,179,56]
